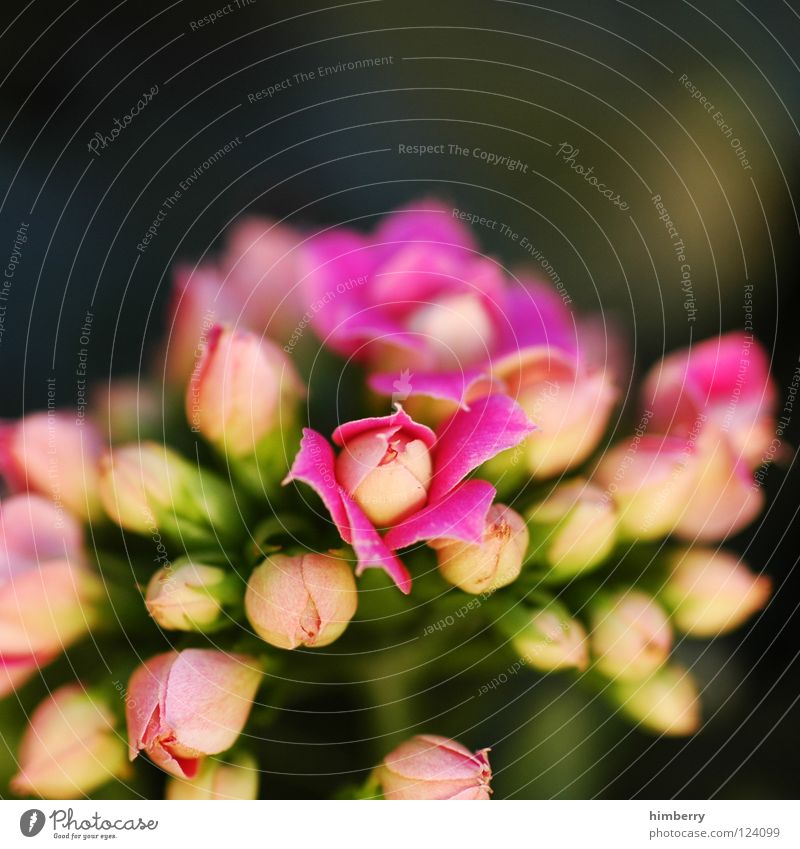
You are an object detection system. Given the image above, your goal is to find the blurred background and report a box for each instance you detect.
[0,0,798,799]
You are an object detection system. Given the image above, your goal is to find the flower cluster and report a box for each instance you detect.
[0,200,776,799]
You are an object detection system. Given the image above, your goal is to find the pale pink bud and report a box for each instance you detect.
[245,552,357,649]
[589,590,672,681]
[90,378,161,444]
[187,324,303,458]
[126,649,261,779]
[433,504,528,594]
[610,663,701,736]
[527,479,617,580]
[510,603,589,672]
[335,428,433,527]
[661,548,770,637]
[376,735,492,800]
[145,560,235,632]
[11,684,128,798]
[166,751,259,800]
[594,435,697,541]
[494,349,615,478]
[0,413,104,521]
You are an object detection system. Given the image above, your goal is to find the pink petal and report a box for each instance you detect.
[332,406,436,449]
[430,394,535,501]
[283,429,351,542]
[494,281,577,359]
[373,198,478,259]
[126,651,175,761]
[339,495,412,594]
[384,479,496,550]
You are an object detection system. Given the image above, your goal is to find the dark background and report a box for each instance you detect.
[0,0,797,799]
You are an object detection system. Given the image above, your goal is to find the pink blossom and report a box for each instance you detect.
[284,397,534,593]
[126,649,261,779]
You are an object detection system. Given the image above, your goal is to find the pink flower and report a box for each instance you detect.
[376,735,492,800]
[126,649,261,779]
[643,332,777,469]
[0,495,99,695]
[284,397,534,593]
[301,198,506,371]
[0,413,104,521]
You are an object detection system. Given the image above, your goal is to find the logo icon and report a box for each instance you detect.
[19,809,45,837]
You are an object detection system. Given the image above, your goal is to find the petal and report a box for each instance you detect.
[126,651,175,760]
[368,368,497,409]
[283,429,351,542]
[332,405,436,449]
[339,495,412,594]
[384,479,496,550]
[494,281,577,358]
[430,394,535,501]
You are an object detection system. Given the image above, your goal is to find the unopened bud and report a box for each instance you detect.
[609,663,701,736]
[527,479,617,581]
[166,751,259,800]
[145,560,238,632]
[589,590,672,681]
[509,602,589,672]
[433,504,528,594]
[660,548,770,637]
[245,552,358,649]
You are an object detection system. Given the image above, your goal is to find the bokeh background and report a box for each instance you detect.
[0,0,798,799]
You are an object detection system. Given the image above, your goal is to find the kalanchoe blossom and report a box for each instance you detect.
[375,734,492,800]
[126,649,261,779]
[284,396,534,592]
[0,413,104,521]
[510,603,589,673]
[166,751,259,800]
[145,560,236,632]
[11,683,128,798]
[0,495,100,694]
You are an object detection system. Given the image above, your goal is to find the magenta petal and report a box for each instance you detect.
[283,429,351,542]
[339,495,412,594]
[332,405,436,449]
[368,368,495,409]
[384,479,496,550]
[494,281,577,359]
[430,395,535,501]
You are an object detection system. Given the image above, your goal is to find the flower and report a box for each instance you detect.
[187,324,303,458]
[11,684,128,798]
[90,378,161,444]
[375,735,492,800]
[642,332,777,469]
[609,663,701,736]
[284,397,534,592]
[589,590,672,681]
[0,413,104,521]
[433,504,528,594]
[508,602,589,672]
[166,750,259,800]
[527,479,617,580]
[660,548,771,637]
[145,560,236,632]
[0,495,99,691]
[301,198,504,371]
[245,552,358,649]
[126,649,261,779]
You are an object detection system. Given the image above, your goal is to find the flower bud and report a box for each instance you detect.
[594,435,696,541]
[509,602,589,672]
[589,590,672,681]
[0,654,52,699]
[609,663,701,736]
[11,684,128,798]
[187,325,303,458]
[145,560,237,632]
[335,427,433,527]
[90,378,161,444]
[493,349,615,478]
[660,549,770,637]
[126,649,261,778]
[98,442,239,546]
[527,479,617,581]
[0,413,104,521]
[376,735,492,800]
[433,504,528,594]
[245,552,357,649]
[166,751,259,800]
